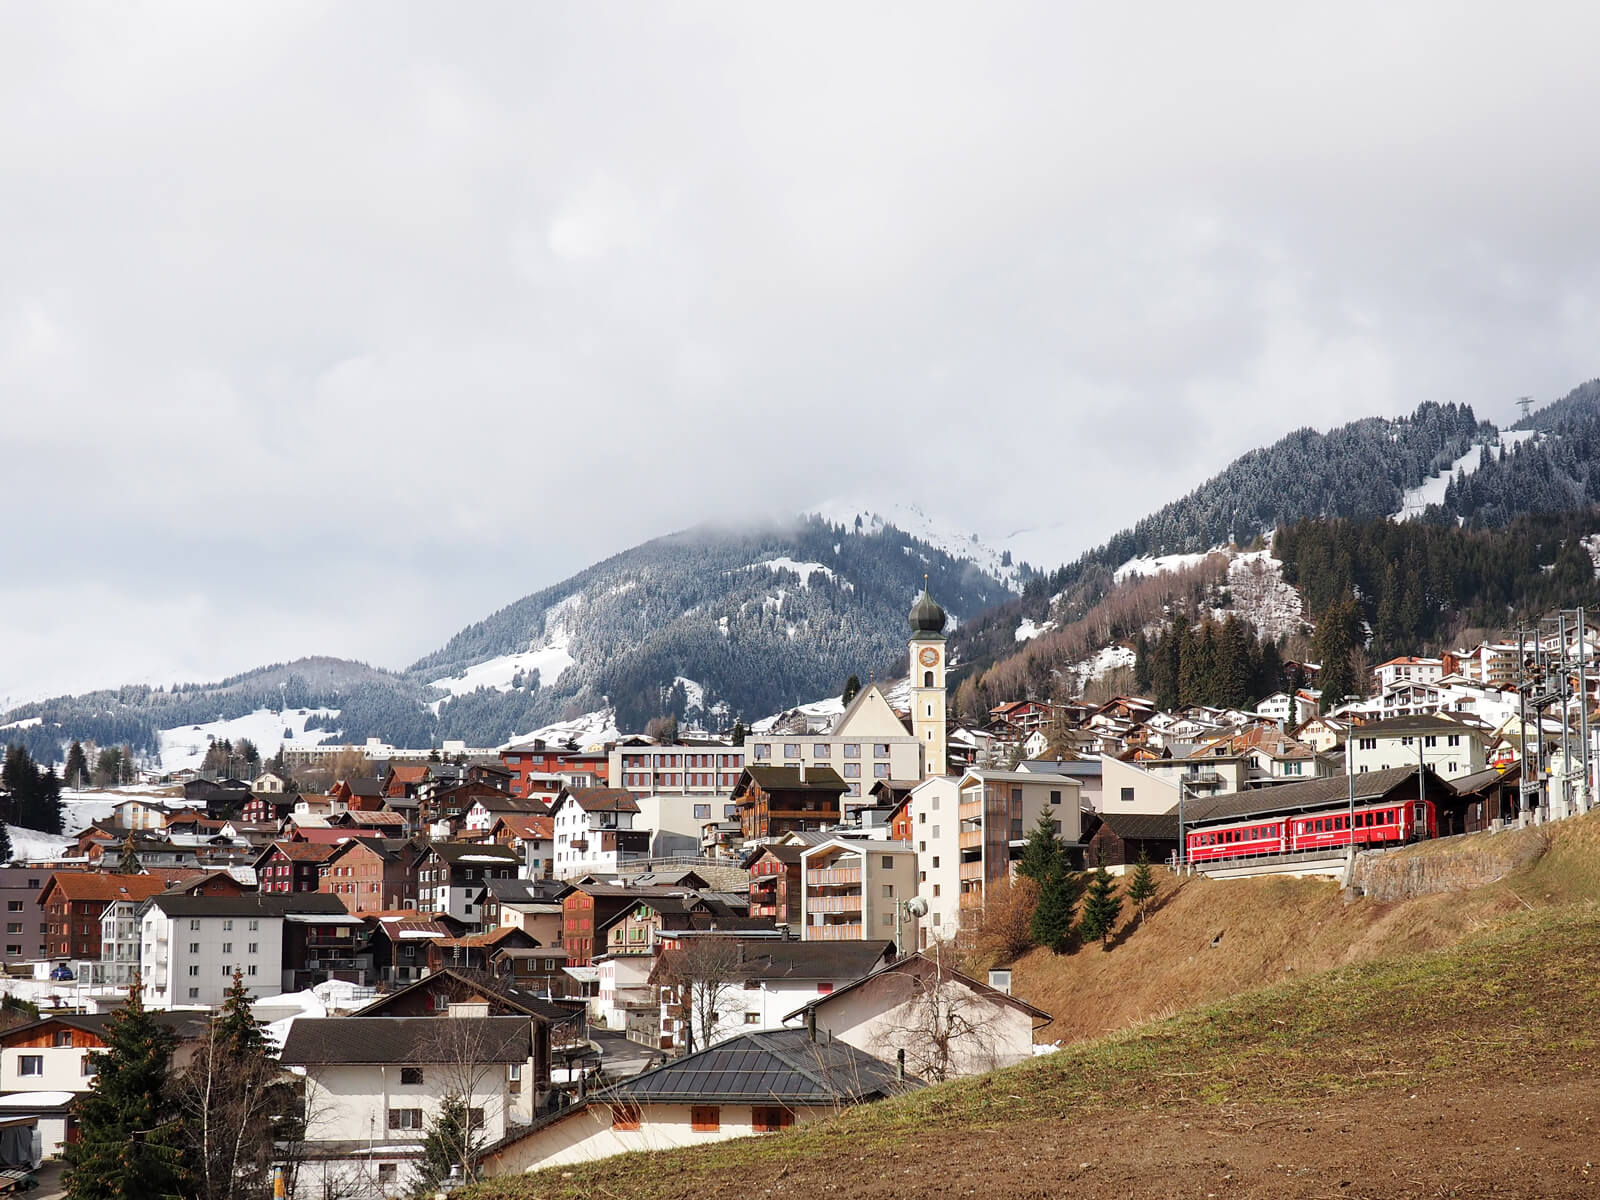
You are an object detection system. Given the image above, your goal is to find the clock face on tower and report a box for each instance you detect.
[918,646,940,668]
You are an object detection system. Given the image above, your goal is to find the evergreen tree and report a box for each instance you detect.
[214,970,267,1059]
[1029,869,1076,954]
[730,721,747,747]
[411,1094,476,1194]
[841,674,862,705]
[65,741,90,790]
[1132,632,1151,693]
[1015,810,1065,883]
[64,975,183,1200]
[1076,854,1123,949]
[1125,850,1157,926]
[117,836,142,875]
[0,817,11,866]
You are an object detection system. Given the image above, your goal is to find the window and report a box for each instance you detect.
[843,764,860,779]
[5,902,20,912]
[693,804,711,820]
[247,965,258,977]
[752,1106,794,1132]
[873,763,890,778]
[17,1056,42,1076]
[1359,738,1376,751]
[1120,787,1134,804]
[248,943,258,954]
[401,1066,424,1085]
[874,744,890,758]
[753,744,770,760]
[188,966,199,977]
[881,856,895,870]
[5,924,18,935]
[53,1031,72,1047]
[932,884,941,897]
[222,943,232,955]
[744,1012,760,1024]
[843,743,860,758]
[881,884,894,899]
[248,919,259,931]
[1050,790,1061,805]
[82,1054,101,1076]
[931,856,939,868]
[377,1164,397,1185]
[190,919,201,931]
[188,943,199,954]
[188,988,199,999]
[468,1108,485,1130]
[388,1108,424,1130]
[813,744,831,757]
[610,1103,641,1131]
[784,744,801,759]
[931,825,939,839]
[692,1105,720,1131]
[223,920,233,931]
[882,913,894,927]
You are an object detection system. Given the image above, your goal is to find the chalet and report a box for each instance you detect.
[280,1015,540,1197]
[417,842,521,924]
[0,1011,208,1160]
[253,841,336,894]
[550,788,649,878]
[477,1027,916,1174]
[783,952,1051,1081]
[351,967,578,1063]
[559,882,735,968]
[1189,725,1329,783]
[484,813,555,879]
[746,844,804,926]
[329,777,386,810]
[1447,763,1525,833]
[464,793,551,833]
[730,765,847,843]
[480,876,569,940]
[240,793,296,825]
[317,836,425,913]
[327,808,409,834]
[383,763,428,799]
[364,914,454,985]
[423,780,519,831]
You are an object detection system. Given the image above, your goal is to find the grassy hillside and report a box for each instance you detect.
[466,814,1600,1200]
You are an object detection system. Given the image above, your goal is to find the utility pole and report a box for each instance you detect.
[1518,630,1530,825]
[1579,607,1592,813]
[1559,612,1572,819]
[1176,778,1186,875]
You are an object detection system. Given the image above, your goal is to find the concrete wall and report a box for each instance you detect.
[303,1060,519,1145]
[809,975,1033,1080]
[1350,826,1549,901]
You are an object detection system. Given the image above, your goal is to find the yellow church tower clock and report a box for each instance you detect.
[909,578,948,779]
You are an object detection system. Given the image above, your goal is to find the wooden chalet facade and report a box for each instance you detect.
[731,765,847,841]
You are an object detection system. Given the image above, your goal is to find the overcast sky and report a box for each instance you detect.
[5,2,1600,705]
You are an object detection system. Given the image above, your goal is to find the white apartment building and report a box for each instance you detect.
[799,838,920,948]
[90,898,143,990]
[747,685,924,804]
[417,843,521,924]
[1345,715,1487,780]
[632,793,732,858]
[139,895,286,1009]
[1098,754,1183,816]
[610,742,745,794]
[1372,657,1445,692]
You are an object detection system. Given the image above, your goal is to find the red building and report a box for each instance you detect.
[39,872,196,961]
[500,743,611,799]
[318,837,425,913]
[731,766,847,841]
[746,844,804,925]
[254,841,338,894]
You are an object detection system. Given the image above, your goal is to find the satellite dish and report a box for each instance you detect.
[905,896,929,918]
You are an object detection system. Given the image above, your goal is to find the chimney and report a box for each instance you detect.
[806,1009,817,1042]
[896,1047,906,1082]
[798,762,806,783]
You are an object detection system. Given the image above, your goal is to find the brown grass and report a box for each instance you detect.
[1010,809,1600,1046]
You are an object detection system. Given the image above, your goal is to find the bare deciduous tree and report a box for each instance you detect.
[654,937,747,1053]
[863,955,1012,1083]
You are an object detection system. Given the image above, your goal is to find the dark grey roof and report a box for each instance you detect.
[1018,759,1100,777]
[426,842,521,865]
[1351,713,1484,736]
[606,1027,918,1104]
[353,967,580,1023]
[483,877,572,904]
[0,1011,210,1044]
[741,765,848,792]
[652,939,892,985]
[1450,763,1520,796]
[279,1016,531,1066]
[1181,767,1434,826]
[141,893,350,918]
[1089,811,1180,841]
[346,779,385,798]
[782,952,1051,1024]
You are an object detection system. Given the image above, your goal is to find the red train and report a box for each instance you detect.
[1185,799,1437,863]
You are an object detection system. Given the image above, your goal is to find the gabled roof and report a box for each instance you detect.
[554,787,640,815]
[487,814,554,841]
[652,938,893,985]
[0,1011,210,1047]
[1084,811,1181,841]
[606,1027,918,1104]
[1353,713,1483,736]
[469,795,551,815]
[142,893,350,919]
[1450,763,1519,796]
[739,765,847,793]
[39,872,185,906]
[353,967,575,1022]
[425,842,521,866]
[781,951,1052,1025]
[1182,767,1441,825]
[252,841,338,868]
[279,1016,532,1066]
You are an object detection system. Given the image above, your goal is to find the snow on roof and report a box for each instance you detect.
[0,1091,76,1108]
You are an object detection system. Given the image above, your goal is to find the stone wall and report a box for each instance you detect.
[1350,826,1551,901]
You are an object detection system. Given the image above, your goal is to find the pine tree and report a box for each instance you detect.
[841,674,862,705]
[64,974,183,1200]
[1029,870,1077,954]
[65,741,90,791]
[411,1094,475,1194]
[1077,855,1123,949]
[117,836,142,876]
[1015,810,1065,884]
[0,817,11,865]
[214,970,267,1059]
[1125,850,1157,927]
[730,721,747,747]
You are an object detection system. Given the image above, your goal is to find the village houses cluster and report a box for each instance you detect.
[0,597,1575,1194]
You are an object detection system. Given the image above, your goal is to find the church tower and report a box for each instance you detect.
[909,580,948,779]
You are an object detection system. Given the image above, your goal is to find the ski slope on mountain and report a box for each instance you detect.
[157,707,339,772]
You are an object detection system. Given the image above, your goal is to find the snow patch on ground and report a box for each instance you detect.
[0,717,41,732]
[1394,430,1537,519]
[429,600,577,698]
[1064,645,1137,693]
[1015,618,1054,642]
[159,708,339,773]
[1113,551,1218,584]
[753,676,913,734]
[1222,550,1305,641]
[8,825,73,862]
[749,558,853,591]
[503,707,620,751]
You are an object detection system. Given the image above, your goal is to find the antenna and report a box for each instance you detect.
[1517,395,1533,422]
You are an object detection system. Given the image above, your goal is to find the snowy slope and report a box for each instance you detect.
[501,707,621,751]
[1113,550,1219,584]
[1394,431,1538,519]
[809,500,1027,589]
[158,708,339,772]
[8,825,73,862]
[428,596,579,698]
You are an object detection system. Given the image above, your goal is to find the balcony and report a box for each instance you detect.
[958,829,983,850]
[806,867,861,888]
[805,894,862,914]
[959,860,985,883]
[959,890,984,910]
